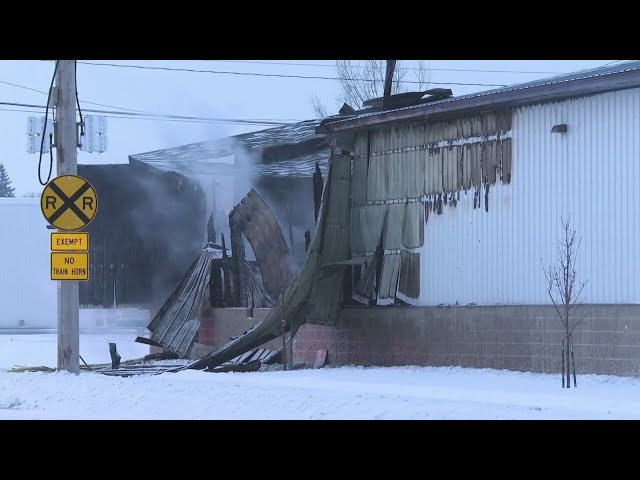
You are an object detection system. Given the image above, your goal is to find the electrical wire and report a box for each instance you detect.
[0,79,47,95]
[211,60,568,75]
[74,61,84,136]
[213,60,630,75]
[0,106,289,127]
[0,79,301,123]
[38,61,58,186]
[0,100,292,126]
[77,61,510,87]
[0,78,150,113]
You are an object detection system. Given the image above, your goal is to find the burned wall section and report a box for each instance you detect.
[78,163,207,312]
[252,175,316,266]
[186,151,351,370]
[350,110,513,306]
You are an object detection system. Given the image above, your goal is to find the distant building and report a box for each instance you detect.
[0,199,56,328]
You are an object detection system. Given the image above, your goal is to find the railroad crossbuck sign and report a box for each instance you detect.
[42,176,96,281]
[41,175,98,231]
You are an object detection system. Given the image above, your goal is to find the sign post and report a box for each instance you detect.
[41,173,97,373]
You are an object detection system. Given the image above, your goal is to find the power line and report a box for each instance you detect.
[0,100,293,126]
[220,60,632,75]
[0,106,265,126]
[0,107,44,114]
[77,61,509,87]
[0,79,46,95]
[0,78,303,122]
[210,60,568,75]
[38,61,57,185]
[0,104,289,126]
[0,78,155,113]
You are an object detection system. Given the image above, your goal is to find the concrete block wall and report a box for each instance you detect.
[293,305,640,377]
[150,304,640,377]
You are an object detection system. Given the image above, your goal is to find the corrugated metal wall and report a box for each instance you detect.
[419,88,640,306]
[350,113,512,305]
[0,199,57,327]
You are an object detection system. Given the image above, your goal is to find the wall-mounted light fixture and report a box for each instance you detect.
[551,123,568,133]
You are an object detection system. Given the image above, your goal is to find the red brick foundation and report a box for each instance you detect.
[198,307,280,350]
[292,314,431,367]
[185,304,640,377]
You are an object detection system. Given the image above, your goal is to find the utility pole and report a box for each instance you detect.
[55,60,79,373]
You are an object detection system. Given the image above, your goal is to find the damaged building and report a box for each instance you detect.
[77,163,206,315]
[78,120,328,322]
[177,62,640,377]
[128,119,329,265]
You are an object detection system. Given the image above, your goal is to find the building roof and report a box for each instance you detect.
[318,61,640,133]
[129,119,330,178]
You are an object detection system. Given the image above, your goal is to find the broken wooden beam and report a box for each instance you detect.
[207,359,261,373]
[230,216,247,307]
[109,343,121,369]
[135,336,164,348]
[313,162,323,224]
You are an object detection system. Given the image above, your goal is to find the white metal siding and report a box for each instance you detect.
[418,88,640,306]
[0,199,57,327]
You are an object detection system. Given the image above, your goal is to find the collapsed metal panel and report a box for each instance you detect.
[230,189,297,300]
[187,151,352,371]
[147,247,220,357]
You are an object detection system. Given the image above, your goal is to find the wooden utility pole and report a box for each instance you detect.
[55,60,80,373]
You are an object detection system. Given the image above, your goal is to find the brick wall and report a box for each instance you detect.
[198,307,281,350]
[293,305,640,377]
[151,304,640,377]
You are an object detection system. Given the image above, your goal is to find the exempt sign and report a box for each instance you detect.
[51,252,89,281]
[51,232,89,251]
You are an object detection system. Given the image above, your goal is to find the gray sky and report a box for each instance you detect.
[0,60,616,195]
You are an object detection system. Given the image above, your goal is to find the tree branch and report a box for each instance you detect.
[542,258,566,328]
[570,311,591,335]
[311,94,328,118]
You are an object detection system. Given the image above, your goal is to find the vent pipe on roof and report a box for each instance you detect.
[381,60,397,110]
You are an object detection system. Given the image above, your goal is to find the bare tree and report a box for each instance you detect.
[311,94,328,119]
[415,60,432,91]
[311,60,431,118]
[542,215,589,388]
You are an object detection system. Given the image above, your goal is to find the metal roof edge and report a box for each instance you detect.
[318,62,640,133]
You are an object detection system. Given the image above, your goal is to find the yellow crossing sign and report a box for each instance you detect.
[41,175,98,231]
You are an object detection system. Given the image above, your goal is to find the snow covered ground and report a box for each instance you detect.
[0,330,150,369]
[1,332,639,420]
